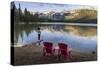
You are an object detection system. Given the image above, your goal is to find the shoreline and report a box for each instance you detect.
[13,44,97,65]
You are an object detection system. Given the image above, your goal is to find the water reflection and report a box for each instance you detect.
[14,23,97,52]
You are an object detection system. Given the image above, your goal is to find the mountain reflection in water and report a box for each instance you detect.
[14,23,97,52]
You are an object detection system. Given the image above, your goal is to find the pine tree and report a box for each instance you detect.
[18,3,22,22]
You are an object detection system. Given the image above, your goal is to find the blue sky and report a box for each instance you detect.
[14,1,96,13]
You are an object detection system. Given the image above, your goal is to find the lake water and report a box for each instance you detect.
[14,22,97,52]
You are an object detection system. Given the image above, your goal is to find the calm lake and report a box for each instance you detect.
[14,22,97,52]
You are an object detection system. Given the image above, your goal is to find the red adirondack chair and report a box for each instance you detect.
[43,42,54,56]
[58,43,71,59]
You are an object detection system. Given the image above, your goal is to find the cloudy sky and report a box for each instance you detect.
[14,1,96,13]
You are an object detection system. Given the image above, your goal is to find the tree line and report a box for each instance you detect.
[11,2,97,24]
[11,2,39,23]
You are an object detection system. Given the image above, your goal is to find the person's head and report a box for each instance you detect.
[37,27,40,30]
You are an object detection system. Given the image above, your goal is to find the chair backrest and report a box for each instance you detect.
[58,43,68,55]
[58,43,68,49]
[43,42,53,53]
